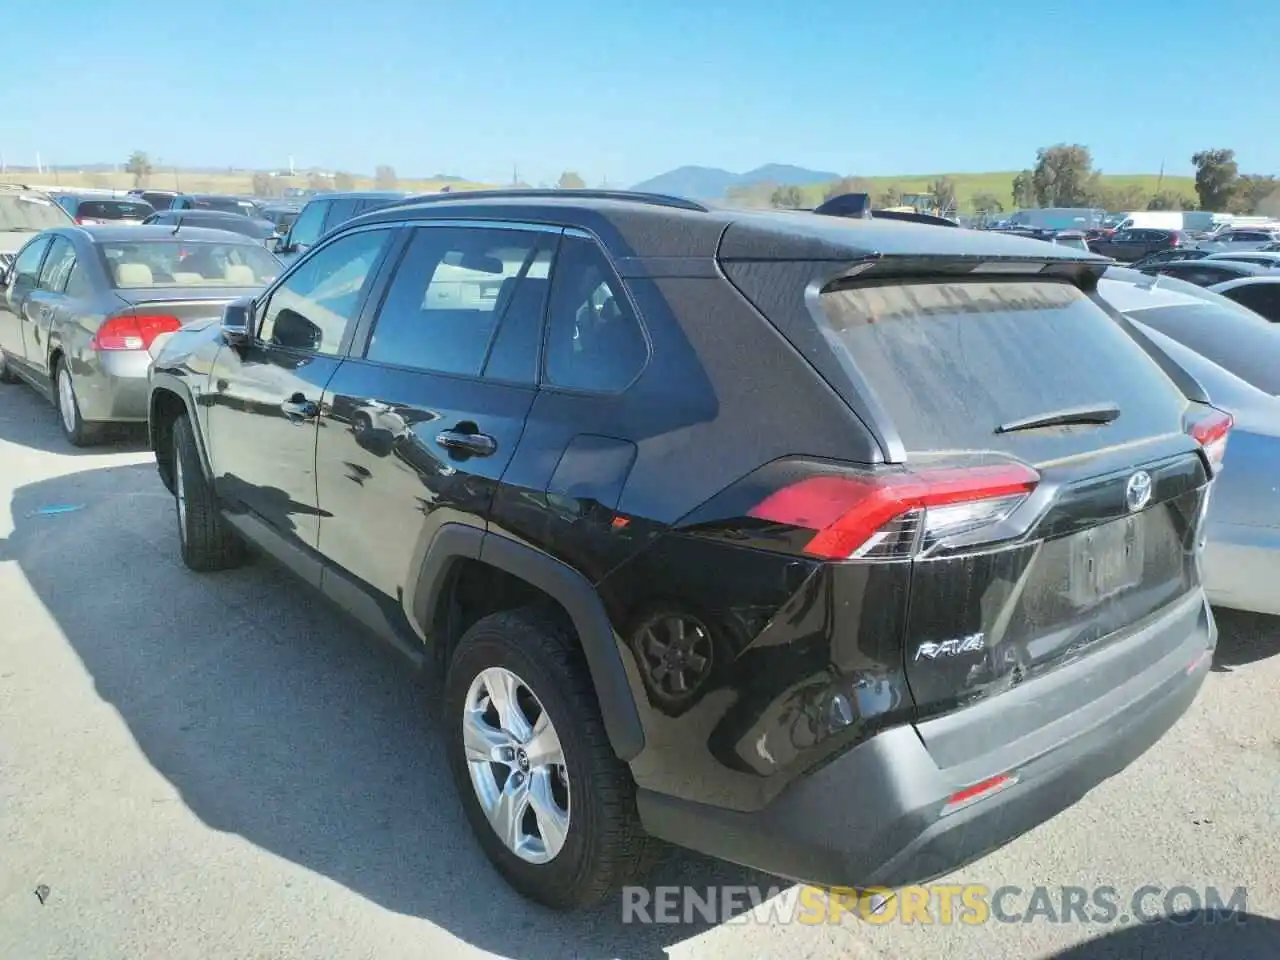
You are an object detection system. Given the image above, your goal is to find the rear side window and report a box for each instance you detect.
[37,237,77,292]
[323,199,361,232]
[543,236,647,392]
[366,226,549,378]
[1220,283,1280,323]
[816,280,1186,454]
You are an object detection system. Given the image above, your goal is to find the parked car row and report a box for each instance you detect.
[1,188,1274,916]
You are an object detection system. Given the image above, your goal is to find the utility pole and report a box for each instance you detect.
[36,151,43,175]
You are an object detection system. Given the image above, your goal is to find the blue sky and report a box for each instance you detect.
[8,0,1279,186]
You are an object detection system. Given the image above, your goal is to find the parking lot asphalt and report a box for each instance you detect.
[1,382,1279,960]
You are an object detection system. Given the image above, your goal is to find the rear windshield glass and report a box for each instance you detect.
[817,279,1186,454]
[140,192,175,210]
[192,196,252,215]
[99,240,280,288]
[0,194,71,230]
[78,200,154,220]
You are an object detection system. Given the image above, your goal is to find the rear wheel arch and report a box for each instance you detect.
[149,387,193,492]
[412,526,648,763]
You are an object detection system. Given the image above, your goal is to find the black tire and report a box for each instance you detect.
[444,609,657,910]
[171,414,245,571]
[54,359,102,447]
[0,350,19,384]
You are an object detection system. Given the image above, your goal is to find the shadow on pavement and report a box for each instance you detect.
[1210,607,1280,671]
[0,380,148,455]
[0,462,778,960]
[1049,910,1280,959]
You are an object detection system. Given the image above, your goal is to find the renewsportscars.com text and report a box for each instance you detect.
[621,884,1249,926]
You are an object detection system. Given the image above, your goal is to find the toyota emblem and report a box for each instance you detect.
[1125,470,1153,513]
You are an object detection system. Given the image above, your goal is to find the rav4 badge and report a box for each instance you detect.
[915,633,987,661]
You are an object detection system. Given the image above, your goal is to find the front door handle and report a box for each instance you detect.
[280,394,319,420]
[435,428,497,457]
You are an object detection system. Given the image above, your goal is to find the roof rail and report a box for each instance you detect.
[396,188,709,213]
[0,182,34,191]
[870,209,960,228]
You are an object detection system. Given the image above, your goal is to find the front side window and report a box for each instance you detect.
[10,237,51,288]
[288,201,328,249]
[258,228,392,355]
[1223,283,1280,322]
[366,226,551,379]
[38,238,77,292]
[542,236,647,392]
[322,199,361,233]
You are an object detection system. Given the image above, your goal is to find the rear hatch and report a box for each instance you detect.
[723,256,1220,736]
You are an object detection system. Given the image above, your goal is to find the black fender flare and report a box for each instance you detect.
[412,524,648,763]
[147,372,214,483]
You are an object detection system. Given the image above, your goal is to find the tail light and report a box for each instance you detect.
[681,459,1041,562]
[91,313,182,351]
[1188,407,1232,475]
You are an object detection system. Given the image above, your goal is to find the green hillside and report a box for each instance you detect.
[743,172,1198,211]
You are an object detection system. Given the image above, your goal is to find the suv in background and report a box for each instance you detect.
[0,183,75,265]
[272,191,406,264]
[1088,227,1189,261]
[1200,227,1280,253]
[146,189,1222,911]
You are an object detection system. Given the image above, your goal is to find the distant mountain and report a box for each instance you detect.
[631,163,841,199]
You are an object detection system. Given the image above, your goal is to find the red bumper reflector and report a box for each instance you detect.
[941,773,1018,815]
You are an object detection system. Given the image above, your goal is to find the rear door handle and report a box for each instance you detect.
[435,429,497,457]
[280,394,319,420]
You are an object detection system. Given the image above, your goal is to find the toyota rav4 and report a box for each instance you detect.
[146,189,1226,910]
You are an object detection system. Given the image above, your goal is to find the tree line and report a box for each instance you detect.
[742,146,1280,217]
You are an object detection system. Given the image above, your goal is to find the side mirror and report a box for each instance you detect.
[263,236,281,253]
[221,298,254,347]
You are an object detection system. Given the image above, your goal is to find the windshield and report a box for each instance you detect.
[0,193,73,231]
[99,239,280,288]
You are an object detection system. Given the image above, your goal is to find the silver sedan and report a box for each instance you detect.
[1099,269,1280,616]
[0,225,280,446]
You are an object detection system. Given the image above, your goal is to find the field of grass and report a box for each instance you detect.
[0,170,496,196]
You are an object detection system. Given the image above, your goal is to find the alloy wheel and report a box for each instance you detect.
[57,367,78,434]
[462,666,571,864]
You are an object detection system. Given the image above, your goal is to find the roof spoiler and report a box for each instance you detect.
[811,192,959,228]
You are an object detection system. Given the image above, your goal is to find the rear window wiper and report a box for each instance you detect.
[995,402,1120,434]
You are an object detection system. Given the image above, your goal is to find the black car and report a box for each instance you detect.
[51,193,155,225]
[1089,228,1191,262]
[146,189,1222,911]
[273,191,407,262]
[142,209,279,244]
[1128,248,1210,270]
[1142,258,1269,288]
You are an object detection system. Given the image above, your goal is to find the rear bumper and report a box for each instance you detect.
[1203,521,1280,617]
[637,591,1214,888]
[72,349,150,423]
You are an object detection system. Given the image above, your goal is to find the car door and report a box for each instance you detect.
[0,236,52,372]
[23,236,79,382]
[1095,229,1135,259]
[204,224,399,583]
[315,222,554,613]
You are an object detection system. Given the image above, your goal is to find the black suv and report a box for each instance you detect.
[146,189,1224,910]
[273,191,407,264]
